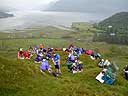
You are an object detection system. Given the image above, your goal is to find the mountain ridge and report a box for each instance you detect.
[98,12,128,31]
[45,0,128,14]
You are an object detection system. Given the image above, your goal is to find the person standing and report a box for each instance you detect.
[52,52,61,75]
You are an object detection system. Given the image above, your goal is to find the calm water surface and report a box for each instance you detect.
[0,10,109,32]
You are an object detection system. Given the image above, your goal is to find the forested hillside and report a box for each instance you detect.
[93,12,128,44]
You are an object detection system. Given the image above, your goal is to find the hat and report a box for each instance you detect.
[52,51,56,55]
[101,59,104,62]
[20,48,23,51]
[42,58,46,62]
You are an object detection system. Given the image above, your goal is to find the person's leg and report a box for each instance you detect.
[48,68,52,73]
[46,64,52,73]
[58,69,61,74]
[55,65,61,74]
[55,65,58,73]
[40,69,46,75]
[79,64,83,72]
[35,57,40,63]
[56,68,59,73]
[55,68,60,76]
[125,73,128,80]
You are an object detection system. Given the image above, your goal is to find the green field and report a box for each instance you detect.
[0,23,128,96]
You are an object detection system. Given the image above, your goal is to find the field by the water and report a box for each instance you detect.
[0,23,128,96]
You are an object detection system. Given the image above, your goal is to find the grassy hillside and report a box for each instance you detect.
[94,12,128,44]
[0,26,72,39]
[0,23,97,42]
[0,38,128,96]
[0,24,128,96]
[98,12,128,31]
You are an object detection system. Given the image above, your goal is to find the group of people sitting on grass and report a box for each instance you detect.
[96,63,119,85]
[17,43,128,82]
[17,48,34,59]
[95,54,119,85]
[78,47,119,85]
[18,43,62,77]
[67,44,84,73]
[40,51,61,77]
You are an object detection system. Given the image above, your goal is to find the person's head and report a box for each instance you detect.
[48,48,53,52]
[101,59,104,62]
[52,51,56,56]
[69,44,74,49]
[42,58,46,62]
[102,71,105,74]
[19,48,23,52]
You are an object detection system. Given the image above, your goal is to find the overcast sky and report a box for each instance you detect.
[0,0,128,12]
[0,0,59,10]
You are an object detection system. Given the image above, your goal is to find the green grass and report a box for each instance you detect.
[0,26,75,39]
[0,23,99,42]
[0,38,128,96]
[0,25,128,96]
[71,22,101,32]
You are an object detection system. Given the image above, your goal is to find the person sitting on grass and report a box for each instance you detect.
[76,60,83,73]
[71,59,83,74]
[43,48,47,54]
[34,45,39,54]
[18,48,24,59]
[67,51,75,72]
[23,50,32,59]
[40,57,52,75]
[52,52,61,76]
[67,50,83,73]
[78,47,84,55]
[29,46,35,56]
[123,65,128,80]
[91,51,101,60]
[40,43,44,50]
[98,59,105,68]
[68,44,74,51]
[101,67,116,85]
[46,52,52,59]
[34,50,43,63]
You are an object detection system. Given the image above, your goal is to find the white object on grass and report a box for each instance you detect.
[96,72,105,83]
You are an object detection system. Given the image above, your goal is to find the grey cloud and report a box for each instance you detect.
[47,0,128,14]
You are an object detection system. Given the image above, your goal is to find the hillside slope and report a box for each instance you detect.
[0,41,128,96]
[94,12,128,44]
[0,25,128,96]
[98,12,128,31]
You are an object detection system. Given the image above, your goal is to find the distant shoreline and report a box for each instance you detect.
[0,11,108,33]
